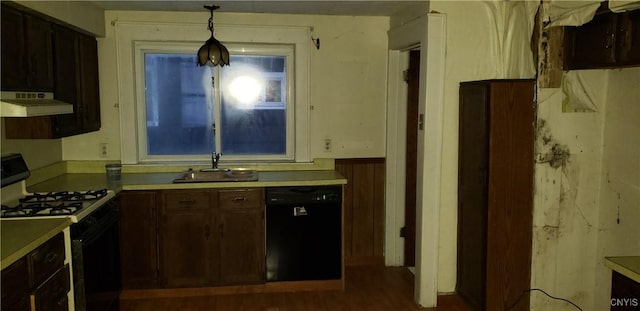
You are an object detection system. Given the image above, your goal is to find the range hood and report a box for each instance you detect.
[1,91,73,117]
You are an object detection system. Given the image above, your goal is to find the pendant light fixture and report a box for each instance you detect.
[197,5,229,67]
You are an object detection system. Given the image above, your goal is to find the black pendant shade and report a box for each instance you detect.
[197,5,230,67]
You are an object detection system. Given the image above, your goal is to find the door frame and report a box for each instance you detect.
[385,13,446,307]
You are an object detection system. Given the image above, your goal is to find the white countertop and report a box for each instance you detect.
[605,256,640,283]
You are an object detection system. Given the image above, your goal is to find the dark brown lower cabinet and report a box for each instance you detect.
[119,191,159,289]
[120,188,265,289]
[457,80,535,311]
[1,233,70,311]
[160,190,215,288]
[217,188,265,285]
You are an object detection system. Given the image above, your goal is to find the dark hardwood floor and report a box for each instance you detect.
[120,266,470,311]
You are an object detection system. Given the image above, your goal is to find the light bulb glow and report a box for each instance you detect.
[229,76,262,105]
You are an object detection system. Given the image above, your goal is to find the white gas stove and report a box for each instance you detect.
[1,153,121,311]
[0,153,115,222]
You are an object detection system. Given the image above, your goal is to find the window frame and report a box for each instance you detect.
[116,21,310,164]
[134,43,295,163]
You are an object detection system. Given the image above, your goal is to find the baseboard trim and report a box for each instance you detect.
[120,279,344,300]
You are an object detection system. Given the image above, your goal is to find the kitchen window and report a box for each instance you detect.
[116,22,311,164]
[138,44,294,162]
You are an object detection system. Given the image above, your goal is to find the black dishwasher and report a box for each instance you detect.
[265,186,342,282]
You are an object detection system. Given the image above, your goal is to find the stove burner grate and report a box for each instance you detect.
[1,189,107,218]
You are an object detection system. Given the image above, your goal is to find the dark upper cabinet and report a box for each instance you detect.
[565,9,640,69]
[52,24,81,137]
[1,4,54,92]
[3,9,101,139]
[616,9,640,65]
[52,25,101,137]
[1,5,27,91]
[77,33,101,133]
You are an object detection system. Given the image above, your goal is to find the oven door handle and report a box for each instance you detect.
[74,208,119,246]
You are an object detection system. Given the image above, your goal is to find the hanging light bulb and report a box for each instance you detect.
[197,5,230,67]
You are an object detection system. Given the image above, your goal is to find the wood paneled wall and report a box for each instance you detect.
[335,158,385,266]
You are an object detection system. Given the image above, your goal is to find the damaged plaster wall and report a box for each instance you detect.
[594,67,640,311]
[533,67,640,310]
[532,70,608,311]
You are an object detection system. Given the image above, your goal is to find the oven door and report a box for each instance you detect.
[72,198,121,311]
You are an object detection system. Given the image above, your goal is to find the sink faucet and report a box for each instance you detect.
[211,152,221,169]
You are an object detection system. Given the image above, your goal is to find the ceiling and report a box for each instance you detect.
[87,1,426,16]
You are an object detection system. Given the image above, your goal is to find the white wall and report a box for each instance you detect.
[0,120,63,169]
[61,11,390,162]
[594,67,640,311]
[532,67,640,311]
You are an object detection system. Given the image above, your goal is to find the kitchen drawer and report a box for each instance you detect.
[31,264,70,311]
[218,188,263,209]
[1,257,29,310]
[164,190,211,211]
[28,233,65,287]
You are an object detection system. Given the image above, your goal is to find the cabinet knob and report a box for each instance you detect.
[45,252,58,263]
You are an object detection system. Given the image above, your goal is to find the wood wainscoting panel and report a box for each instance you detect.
[335,158,385,266]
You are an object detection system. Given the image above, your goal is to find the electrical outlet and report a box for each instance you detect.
[324,139,332,152]
[100,143,109,158]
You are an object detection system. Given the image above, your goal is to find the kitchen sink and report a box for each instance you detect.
[173,168,258,183]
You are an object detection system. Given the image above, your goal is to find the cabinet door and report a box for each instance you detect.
[120,191,159,289]
[485,81,534,311]
[52,24,82,137]
[616,10,640,66]
[78,33,101,132]
[217,189,265,285]
[457,83,489,311]
[30,265,70,311]
[1,257,30,311]
[53,26,101,137]
[564,13,617,69]
[23,14,54,91]
[28,233,65,287]
[160,190,215,288]
[1,5,27,91]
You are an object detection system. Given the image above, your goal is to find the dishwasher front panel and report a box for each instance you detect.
[266,201,342,282]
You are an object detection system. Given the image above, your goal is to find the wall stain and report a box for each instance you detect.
[536,119,571,169]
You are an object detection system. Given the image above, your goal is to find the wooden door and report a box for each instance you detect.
[119,191,159,289]
[1,5,27,91]
[217,189,265,285]
[160,190,215,288]
[457,82,490,311]
[404,50,420,267]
